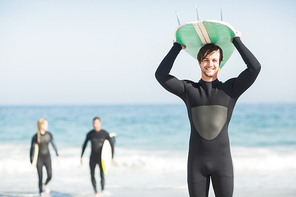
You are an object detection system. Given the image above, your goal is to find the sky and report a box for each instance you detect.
[0,0,295,105]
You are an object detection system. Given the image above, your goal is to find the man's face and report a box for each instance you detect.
[93,119,101,131]
[199,50,221,80]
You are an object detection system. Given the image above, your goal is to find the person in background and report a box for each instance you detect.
[81,117,114,197]
[30,118,59,196]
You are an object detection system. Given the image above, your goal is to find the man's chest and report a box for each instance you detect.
[185,86,231,107]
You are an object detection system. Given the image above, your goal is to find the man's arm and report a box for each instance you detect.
[29,135,37,164]
[228,37,261,97]
[80,133,89,163]
[155,42,187,98]
[106,134,115,159]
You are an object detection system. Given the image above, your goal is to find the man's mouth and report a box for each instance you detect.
[205,67,215,71]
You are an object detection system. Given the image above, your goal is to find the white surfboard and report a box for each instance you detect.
[101,133,116,175]
[31,143,39,167]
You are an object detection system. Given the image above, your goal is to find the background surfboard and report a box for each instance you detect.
[175,20,236,69]
[101,133,116,175]
[31,143,39,167]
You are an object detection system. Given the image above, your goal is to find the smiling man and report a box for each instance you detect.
[197,43,223,81]
[155,31,261,197]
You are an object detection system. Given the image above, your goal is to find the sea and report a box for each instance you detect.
[0,104,296,197]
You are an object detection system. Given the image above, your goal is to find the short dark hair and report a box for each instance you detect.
[197,43,223,64]
[93,117,101,122]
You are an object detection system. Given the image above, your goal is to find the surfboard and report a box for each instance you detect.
[101,133,116,175]
[175,20,236,70]
[31,143,39,167]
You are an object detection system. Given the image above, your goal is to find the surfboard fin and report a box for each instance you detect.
[195,4,199,21]
[220,6,223,21]
[175,11,181,26]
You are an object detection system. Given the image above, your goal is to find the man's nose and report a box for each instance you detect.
[209,60,214,66]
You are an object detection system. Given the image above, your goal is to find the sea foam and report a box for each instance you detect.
[1,144,296,175]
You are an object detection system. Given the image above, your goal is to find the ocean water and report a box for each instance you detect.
[0,104,296,197]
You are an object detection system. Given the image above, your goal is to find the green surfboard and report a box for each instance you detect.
[175,20,236,70]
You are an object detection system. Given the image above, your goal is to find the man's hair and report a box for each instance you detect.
[197,43,223,64]
[93,117,101,122]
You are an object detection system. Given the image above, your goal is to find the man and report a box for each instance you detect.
[155,31,261,197]
[81,117,114,196]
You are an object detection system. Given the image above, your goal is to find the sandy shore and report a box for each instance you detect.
[1,167,296,197]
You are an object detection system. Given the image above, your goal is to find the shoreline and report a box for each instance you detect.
[1,167,296,197]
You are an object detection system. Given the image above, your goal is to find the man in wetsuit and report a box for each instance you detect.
[81,117,114,196]
[155,31,261,197]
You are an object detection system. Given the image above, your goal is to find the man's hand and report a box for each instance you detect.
[235,30,242,38]
[80,157,83,164]
[173,39,186,50]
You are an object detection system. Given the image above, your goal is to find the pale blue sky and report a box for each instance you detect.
[0,0,295,105]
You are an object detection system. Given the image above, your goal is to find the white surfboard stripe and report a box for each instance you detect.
[192,23,206,45]
[192,22,211,45]
[198,22,211,44]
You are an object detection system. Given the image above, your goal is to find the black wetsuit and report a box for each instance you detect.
[81,129,114,193]
[155,37,261,197]
[30,132,59,195]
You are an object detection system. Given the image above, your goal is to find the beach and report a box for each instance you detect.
[0,104,296,196]
[1,146,296,197]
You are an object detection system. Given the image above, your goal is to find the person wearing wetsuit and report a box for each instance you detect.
[155,32,261,197]
[30,118,59,196]
[81,117,114,196]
